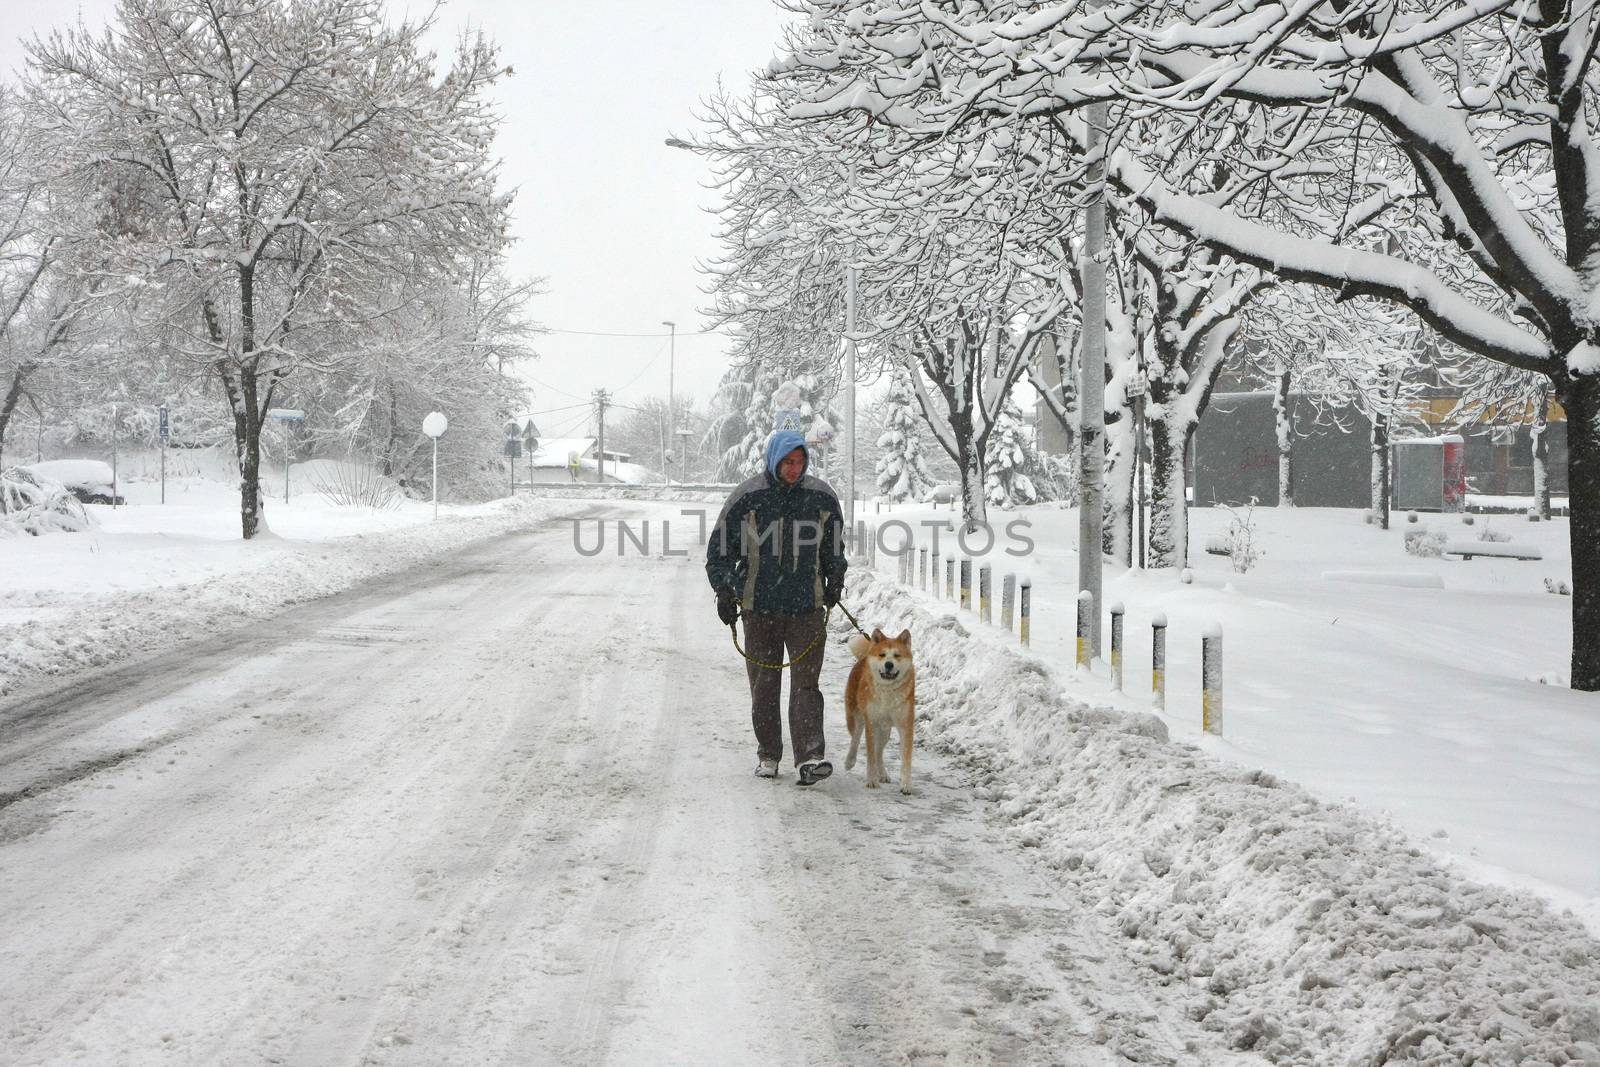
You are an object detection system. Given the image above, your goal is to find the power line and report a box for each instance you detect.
[541,327,727,338]
[614,342,668,395]
[522,372,589,401]
[548,407,592,439]
[524,401,592,417]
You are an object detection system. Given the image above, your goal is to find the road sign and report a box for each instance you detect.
[158,406,170,439]
[422,412,448,438]
[504,438,522,459]
[267,408,306,422]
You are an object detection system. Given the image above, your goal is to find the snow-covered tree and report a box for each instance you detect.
[874,364,935,502]
[984,397,1039,508]
[28,0,513,537]
[0,84,80,471]
[774,0,1600,689]
[688,85,1073,530]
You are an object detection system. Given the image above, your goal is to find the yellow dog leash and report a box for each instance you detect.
[727,600,873,671]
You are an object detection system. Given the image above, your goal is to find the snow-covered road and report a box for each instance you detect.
[0,511,1261,1066]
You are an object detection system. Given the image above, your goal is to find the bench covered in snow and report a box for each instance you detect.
[1444,541,1543,561]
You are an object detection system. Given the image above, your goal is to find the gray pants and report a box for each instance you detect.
[742,610,827,766]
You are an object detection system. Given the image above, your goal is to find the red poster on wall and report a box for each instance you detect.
[1442,436,1467,511]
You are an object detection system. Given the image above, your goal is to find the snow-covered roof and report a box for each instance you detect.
[529,437,594,467]
[528,437,630,467]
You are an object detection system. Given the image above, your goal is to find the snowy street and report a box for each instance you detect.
[0,507,1260,1066]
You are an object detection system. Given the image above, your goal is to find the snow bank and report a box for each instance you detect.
[842,570,1600,1066]
[0,498,556,699]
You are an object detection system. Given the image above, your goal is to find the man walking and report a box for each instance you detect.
[706,429,848,785]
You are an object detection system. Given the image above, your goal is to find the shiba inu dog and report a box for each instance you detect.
[844,628,916,794]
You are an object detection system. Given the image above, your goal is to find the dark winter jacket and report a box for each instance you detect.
[705,431,849,616]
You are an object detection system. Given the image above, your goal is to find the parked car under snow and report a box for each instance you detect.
[22,460,123,505]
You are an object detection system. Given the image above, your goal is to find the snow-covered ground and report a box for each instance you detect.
[844,566,1600,1065]
[0,452,559,700]
[2,485,1597,1063]
[862,500,1600,935]
[0,505,1281,1065]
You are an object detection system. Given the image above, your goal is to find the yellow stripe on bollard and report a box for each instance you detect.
[1152,612,1168,711]
[1019,579,1032,647]
[1202,623,1223,735]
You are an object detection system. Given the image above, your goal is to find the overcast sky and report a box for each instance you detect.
[1,0,797,441]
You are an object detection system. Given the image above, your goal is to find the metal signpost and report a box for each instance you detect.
[422,411,448,519]
[158,405,169,504]
[266,408,306,503]
[523,421,537,488]
[503,421,522,497]
[110,403,119,509]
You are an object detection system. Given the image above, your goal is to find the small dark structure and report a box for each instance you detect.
[1194,389,1568,509]
[1193,391,1371,508]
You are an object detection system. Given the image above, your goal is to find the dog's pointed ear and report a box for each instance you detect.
[871,628,884,642]
[896,629,911,646]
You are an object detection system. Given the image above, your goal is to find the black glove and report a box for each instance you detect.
[716,588,739,626]
[823,578,842,609]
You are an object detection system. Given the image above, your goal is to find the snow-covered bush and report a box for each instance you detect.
[1545,577,1573,596]
[1219,502,1261,573]
[1404,526,1448,558]
[0,466,92,536]
[306,459,402,510]
[1478,523,1513,544]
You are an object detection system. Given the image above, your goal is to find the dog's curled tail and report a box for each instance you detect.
[848,633,872,660]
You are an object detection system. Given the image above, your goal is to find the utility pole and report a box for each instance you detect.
[1078,98,1108,658]
[843,267,858,527]
[593,389,611,484]
[662,320,675,484]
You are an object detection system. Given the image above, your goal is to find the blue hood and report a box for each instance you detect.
[764,430,808,481]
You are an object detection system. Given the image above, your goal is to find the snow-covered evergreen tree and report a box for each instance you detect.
[984,398,1040,508]
[874,366,935,502]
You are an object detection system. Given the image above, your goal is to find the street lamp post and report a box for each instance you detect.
[662,319,676,485]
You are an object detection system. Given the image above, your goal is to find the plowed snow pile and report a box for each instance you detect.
[844,570,1600,1066]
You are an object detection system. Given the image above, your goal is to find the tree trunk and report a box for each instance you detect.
[221,364,266,539]
[381,382,399,478]
[1370,409,1391,529]
[1147,412,1188,569]
[1275,369,1294,507]
[1532,383,1551,520]
[1561,373,1600,690]
[956,428,987,532]
[0,363,32,472]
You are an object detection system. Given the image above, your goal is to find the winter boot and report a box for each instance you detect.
[754,758,780,779]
